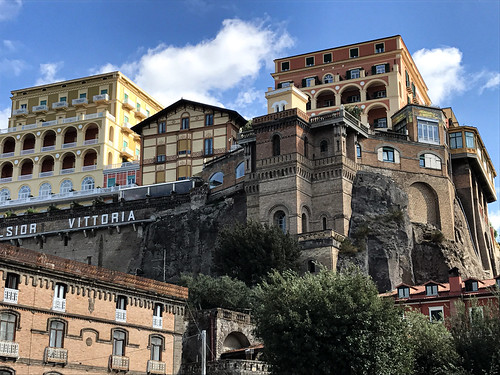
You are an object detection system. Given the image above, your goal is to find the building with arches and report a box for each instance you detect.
[0,71,162,214]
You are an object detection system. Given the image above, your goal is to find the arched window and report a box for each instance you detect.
[272,135,280,157]
[322,217,327,230]
[308,260,316,273]
[18,185,31,199]
[324,74,334,84]
[39,183,52,197]
[49,321,65,348]
[153,303,163,329]
[304,137,309,158]
[0,188,10,203]
[235,162,245,179]
[60,180,73,194]
[112,330,126,356]
[301,213,308,233]
[320,140,328,153]
[382,147,395,162]
[356,144,361,158]
[108,152,113,165]
[150,335,164,361]
[274,211,286,233]
[108,127,114,143]
[0,312,17,341]
[0,368,15,375]
[209,172,224,189]
[81,177,95,191]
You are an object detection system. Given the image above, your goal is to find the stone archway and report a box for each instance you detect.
[408,182,440,228]
[222,331,251,352]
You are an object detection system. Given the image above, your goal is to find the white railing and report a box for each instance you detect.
[22,124,37,130]
[82,165,97,172]
[152,316,163,329]
[3,288,18,304]
[45,347,68,363]
[121,147,134,155]
[84,139,98,145]
[0,177,12,183]
[104,161,140,170]
[123,98,134,108]
[39,171,54,178]
[115,309,127,322]
[72,98,88,106]
[62,142,77,148]
[18,174,33,180]
[52,297,66,312]
[41,145,55,152]
[13,108,28,115]
[86,112,104,120]
[107,112,116,122]
[1,152,14,158]
[110,355,129,371]
[33,104,48,112]
[42,120,58,127]
[21,148,35,155]
[147,360,166,374]
[52,101,68,110]
[63,116,78,124]
[93,94,109,102]
[0,341,19,358]
[135,108,148,118]
[60,168,75,174]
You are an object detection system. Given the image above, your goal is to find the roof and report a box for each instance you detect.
[132,98,247,134]
[0,243,188,300]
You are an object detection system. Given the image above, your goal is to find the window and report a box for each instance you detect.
[235,162,245,179]
[116,296,127,322]
[281,61,289,71]
[308,260,316,273]
[0,188,10,203]
[305,56,314,66]
[449,132,463,149]
[465,132,475,148]
[322,217,327,230]
[350,69,360,79]
[124,115,129,124]
[181,117,189,130]
[107,177,116,187]
[418,119,439,144]
[374,118,387,128]
[156,171,165,184]
[205,114,214,126]
[375,64,386,74]
[127,175,136,185]
[39,182,52,197]
[375,43,384,53]
[348,95,360,103]
[49,321,65,348]
[426,284,438,296]
[305,77,315,87]
[156,145,166,163]
[382,147,395,162]
[177,139,191,155]
[356,144,361,158]
[429,306,444,322]
[280,81,291,88]
[301,213,307,233]
[136,103,141,111]
[52,283,66,312]
[375,90,386,98]
[323,74,333,84]
[3,273,19,304]
[320,140,328,153]
[0,312,16,341]
[59,97,67,102]
[18,185,31,199]
[465,279,478,292]
[419,154,442,170]
[79,93,87,99]
[274,211,286,233]
[124,93,129,101]
[20,103,27,109]
[496,278,500,288]
[158,121,166,134]
[150,336,163,361]
[272,135,280,156]
[405,70,410,87]
[350,48,359,58]
[60,180,73,194]
[209,172,224,189]
[304,137,309,158]
[40,100,47,106]
[112,330,126,356]
[100,89,108,95]
[397,286,410,299]
[81,176,95,191]
[177,165,191,180]
[153,304,163,329]
[323,53,332,63]
[204,138,213,156]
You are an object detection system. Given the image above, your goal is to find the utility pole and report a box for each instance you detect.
[201,330,206,375]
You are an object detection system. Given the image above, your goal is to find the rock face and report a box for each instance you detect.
[339,171,486,292]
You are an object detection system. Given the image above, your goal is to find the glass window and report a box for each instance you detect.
[323,74,333,84]
[107,177,116,187]
[305,77,315,87]
[272,135,280,156]
[0,313,16,341]
[79,93,86,99]
[305,56,314,66]
[382,147,395,162]
[40,100,47,106]
[320,140,328,153]
[398,287,409,299]
[123,141,128,149]
[0,188,10,202]
[350,48,359,58]
[205,114,214,126]
[280,81,291,88]
[374,118,387,128]
[235,162,245,179]
[209,172,224,189]
[375,43,384,53]
[429,307,444,322]
[113,330,126,356]
[375,64,386,74]
[350,69,360,79]
[418,120,440,144]
[136,103,141,111]
[465,132,475,148]
[49,321,65,348]
[116,296,127,310]
[60,97,67,102]
[420,154,442,170]
[274,211,286,233]
[151,336,163,361]
[158,121,166,134]
[81,176,95,191]
[465,280,478,292]
[323,53,332,63]
[18,185,31,199]
[124,115,129,124]
[449,132,463,149]
[281,61,289,71]
[100,89,108,95]
[127,175,135,185]
[181,117,189,130]
[39,182,52,197]
[426,284,438,296]
[5,273,19,290]
[204,139,213,156]
[356,144,361,158]
[60,179,73,194]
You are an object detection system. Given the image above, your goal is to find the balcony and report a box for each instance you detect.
[1,152,14,158]
[39,171,54,178]
[52,297,66,312]
[0,177,12,183]
[62,142,77,149]
[52,101,68,110]
[134,107,148,120]
[72,98,88,107]
[41,145,56,152]
[122,122,134,134]
[115,308,127,322]
[93,93,110,104]
[0,341,19,359]
[45,347,68,364]
[3,288,18,304]
[33,104,49,113]
[121,147,134,159]
[21,148,35,155]
[110,355,129,371]
[60,168,75,174]
[152,316,163,329]
[13,108,28,116]
[18,174,33,181]
[84,138,98,145]
[82,165,97,172]
[122,98,135,110]
[147,360,166,374]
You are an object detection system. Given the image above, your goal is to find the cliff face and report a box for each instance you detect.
[339,171,486,292]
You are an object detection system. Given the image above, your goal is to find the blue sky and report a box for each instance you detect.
[0,0,499,235]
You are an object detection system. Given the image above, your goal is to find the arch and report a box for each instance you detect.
[364,101,389,113]
[408,182,440,228]
[340,85,361,105]
[108,126,115,143]
[112,328,128,356]
[307,259,317,273]
[235,162,245,179]
[322,73,334,84]
[84,123,99,142]
[61,152,76,171]
[21,133,35,151]
[60,179,73,194]
[41,130,56,150]
[271,100,288,113]
[320,139,328,153]
[40,155,55,173]
[338,83,363,95]
[418,152,442,170]
[222,331,250,352]
[367,103,388,129]
[62,126,77,146]
[316,89,336,109]
[1,137,15,154]
[272,134,281,156]
[107,152,113,165]
[364,78,388,89]
[274,210,287,233]
[39,182,52,197]
[18,185,31,199]
[83,149,98,167]
[1,161,13,179]
[209,172,224,189]
[0,367,15,375]
[0,188,10,203]
[19,158,33,176]
[81,176,95,191]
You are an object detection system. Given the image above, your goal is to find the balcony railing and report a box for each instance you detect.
[115,309,127,322]
[84,138,98,145]
[82,165,97,172]
[21,148,35,155]
[1,152,14,158]
[121,147,134,156]
[122,98,135,110]
[52,297,66,312]
[60,168,75,174]
[45,347,68,363]
[33,104,48,113]
[72,98,88,106]
[41,145,56,152]
[0,341,19,359]
[13,108,28,116]
[42,120,58,127]
[148,360,166,374]
[39,171,54,178]
[18,174,33,180]
[93,93,110,103]
[3,288,18,304]
[110,355,129,371]
[0,177,12,183]
[135,107,148,119]
[52,101,68,110]
[62,142,77,149]
[104,160,140,171]
[152,316,163,329]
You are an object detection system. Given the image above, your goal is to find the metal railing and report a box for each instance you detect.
[115,308,127,322]
[110,355,129,371]
[18,174,33,180]
[0,341,19,359]
[82,165,97,172]
[45,347,68,363]
[52,101,68,110]
[41,145,56,152]
[152,316,163,329]
[33,104,48,112]
[60,168,75,174]
[93,94,109,102]
[39,171,54,178]
[3,288,18,304]
[52,297,66,312]
[72,98,88,106]
[147,360,166,374]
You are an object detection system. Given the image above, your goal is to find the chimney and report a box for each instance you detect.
[449,267,462,293]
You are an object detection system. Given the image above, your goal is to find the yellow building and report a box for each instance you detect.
[132,99,246,184]
[0,71,162,214]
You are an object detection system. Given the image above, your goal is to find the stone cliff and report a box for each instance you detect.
[339,171,486,292]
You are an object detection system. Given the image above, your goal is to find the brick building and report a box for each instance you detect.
[0,243,187,374]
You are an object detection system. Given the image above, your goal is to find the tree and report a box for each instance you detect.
[252,268,412,375]
[214,221,301,286]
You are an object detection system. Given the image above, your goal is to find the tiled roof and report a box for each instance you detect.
[0,243,188,300]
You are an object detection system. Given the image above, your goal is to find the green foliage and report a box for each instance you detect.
[24,207,36,215]
[4,210,16,218]
[449,299,500,375]
[179,273,254,312]
[344,105,362,120]
[242,120,253,131]
[340,237,358,253]
[404,311,463,375]
[252,268,412,375]
[214,221,301,286]
[47,204,60,212]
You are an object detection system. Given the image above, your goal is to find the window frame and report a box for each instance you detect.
[349,48,359,58]
[281,61,290,71]
[417,119,440,145]
[274,210,286,233]
[426,284,438,296]
[112,329,127,356]
[382,147,395,163]
[0,312,17,341]
[375,64,386,74]
[305,56,314,67]
[49,320,65,348]
[150,335,164,361]
[209,172,224,189]
[350,68,360,79]
[158,121,166,134]
[323,53,332,64]
[449,132,463,149]
[204,138,213,156]
[323,74,334,84]
[235,162,245,179]
[397,286,410,299]
[375,43,384,53]
[205,114,214,126]
[429,306,444,322]
[181,117,189,130]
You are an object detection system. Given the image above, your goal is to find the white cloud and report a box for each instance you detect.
[0,58,26,76]
[95,18,293,107]
[413,47,466,105]
[0,0,22,21]
[480,72,500,93]
[35,62,65,85]
[490,209,500,241]
[89,63,120,76]
[0,107,10,131]
[2,39,16,52]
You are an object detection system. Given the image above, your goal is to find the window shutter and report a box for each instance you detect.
[157,145,166,155]
[156,171,165,183]
[301,79,306,87]
[385,63,390,73]
[315,76,320,85]
[346,71,351,80]
[277,83,282,89]
[371,66,376,75]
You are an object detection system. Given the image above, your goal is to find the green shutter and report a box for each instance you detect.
[385,63,390,73]
[346,71,351,80]
[371,66,376,75]
[301,79,306,87]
